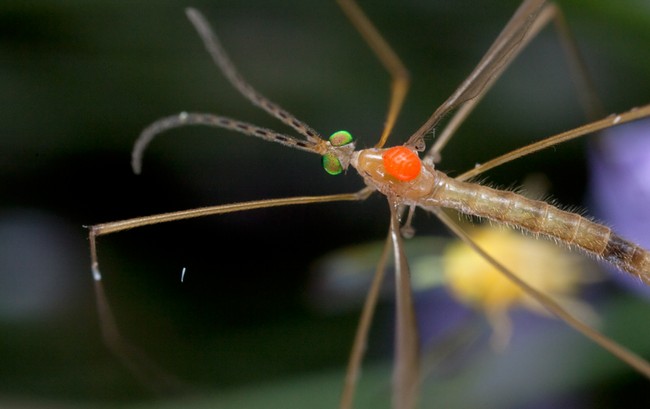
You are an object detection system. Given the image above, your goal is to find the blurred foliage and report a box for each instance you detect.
[2,0,650,408]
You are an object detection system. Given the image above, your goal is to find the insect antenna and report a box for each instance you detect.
[132,8,334,175]
[184,8,325,145]
[132,113,325,174]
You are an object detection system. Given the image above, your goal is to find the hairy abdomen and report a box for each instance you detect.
[424,172,650,284]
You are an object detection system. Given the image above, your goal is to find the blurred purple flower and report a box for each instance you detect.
[588,117,650,295]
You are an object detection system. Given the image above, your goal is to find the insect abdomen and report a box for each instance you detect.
[426,173,650,284]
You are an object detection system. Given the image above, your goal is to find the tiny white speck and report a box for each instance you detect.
[181,267,186,282]
[92,264,102,281]
[179,112,188,122]
[613,115,621,124]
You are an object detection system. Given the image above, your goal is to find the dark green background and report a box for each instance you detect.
[2,1,650,408]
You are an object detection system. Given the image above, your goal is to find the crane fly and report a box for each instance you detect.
[87,0,650,407]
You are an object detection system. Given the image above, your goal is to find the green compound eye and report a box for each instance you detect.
[322,153,343,175]
[328,130,354,147]
[322,131,354,175]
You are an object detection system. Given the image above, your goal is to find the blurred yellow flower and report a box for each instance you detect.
[443,225,600,350]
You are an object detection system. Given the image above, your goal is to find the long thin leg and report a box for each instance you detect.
[455,103,650,182]
[90,189,373,280]
[551,3,604,120]
[389,200,420,409]
[337,0,410,149]
[89,189,374,388]
[339,201,422,409]
[339,232,392,409]
[93,280,189,395]
[433,208,650,379]
[89,190,372,274]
